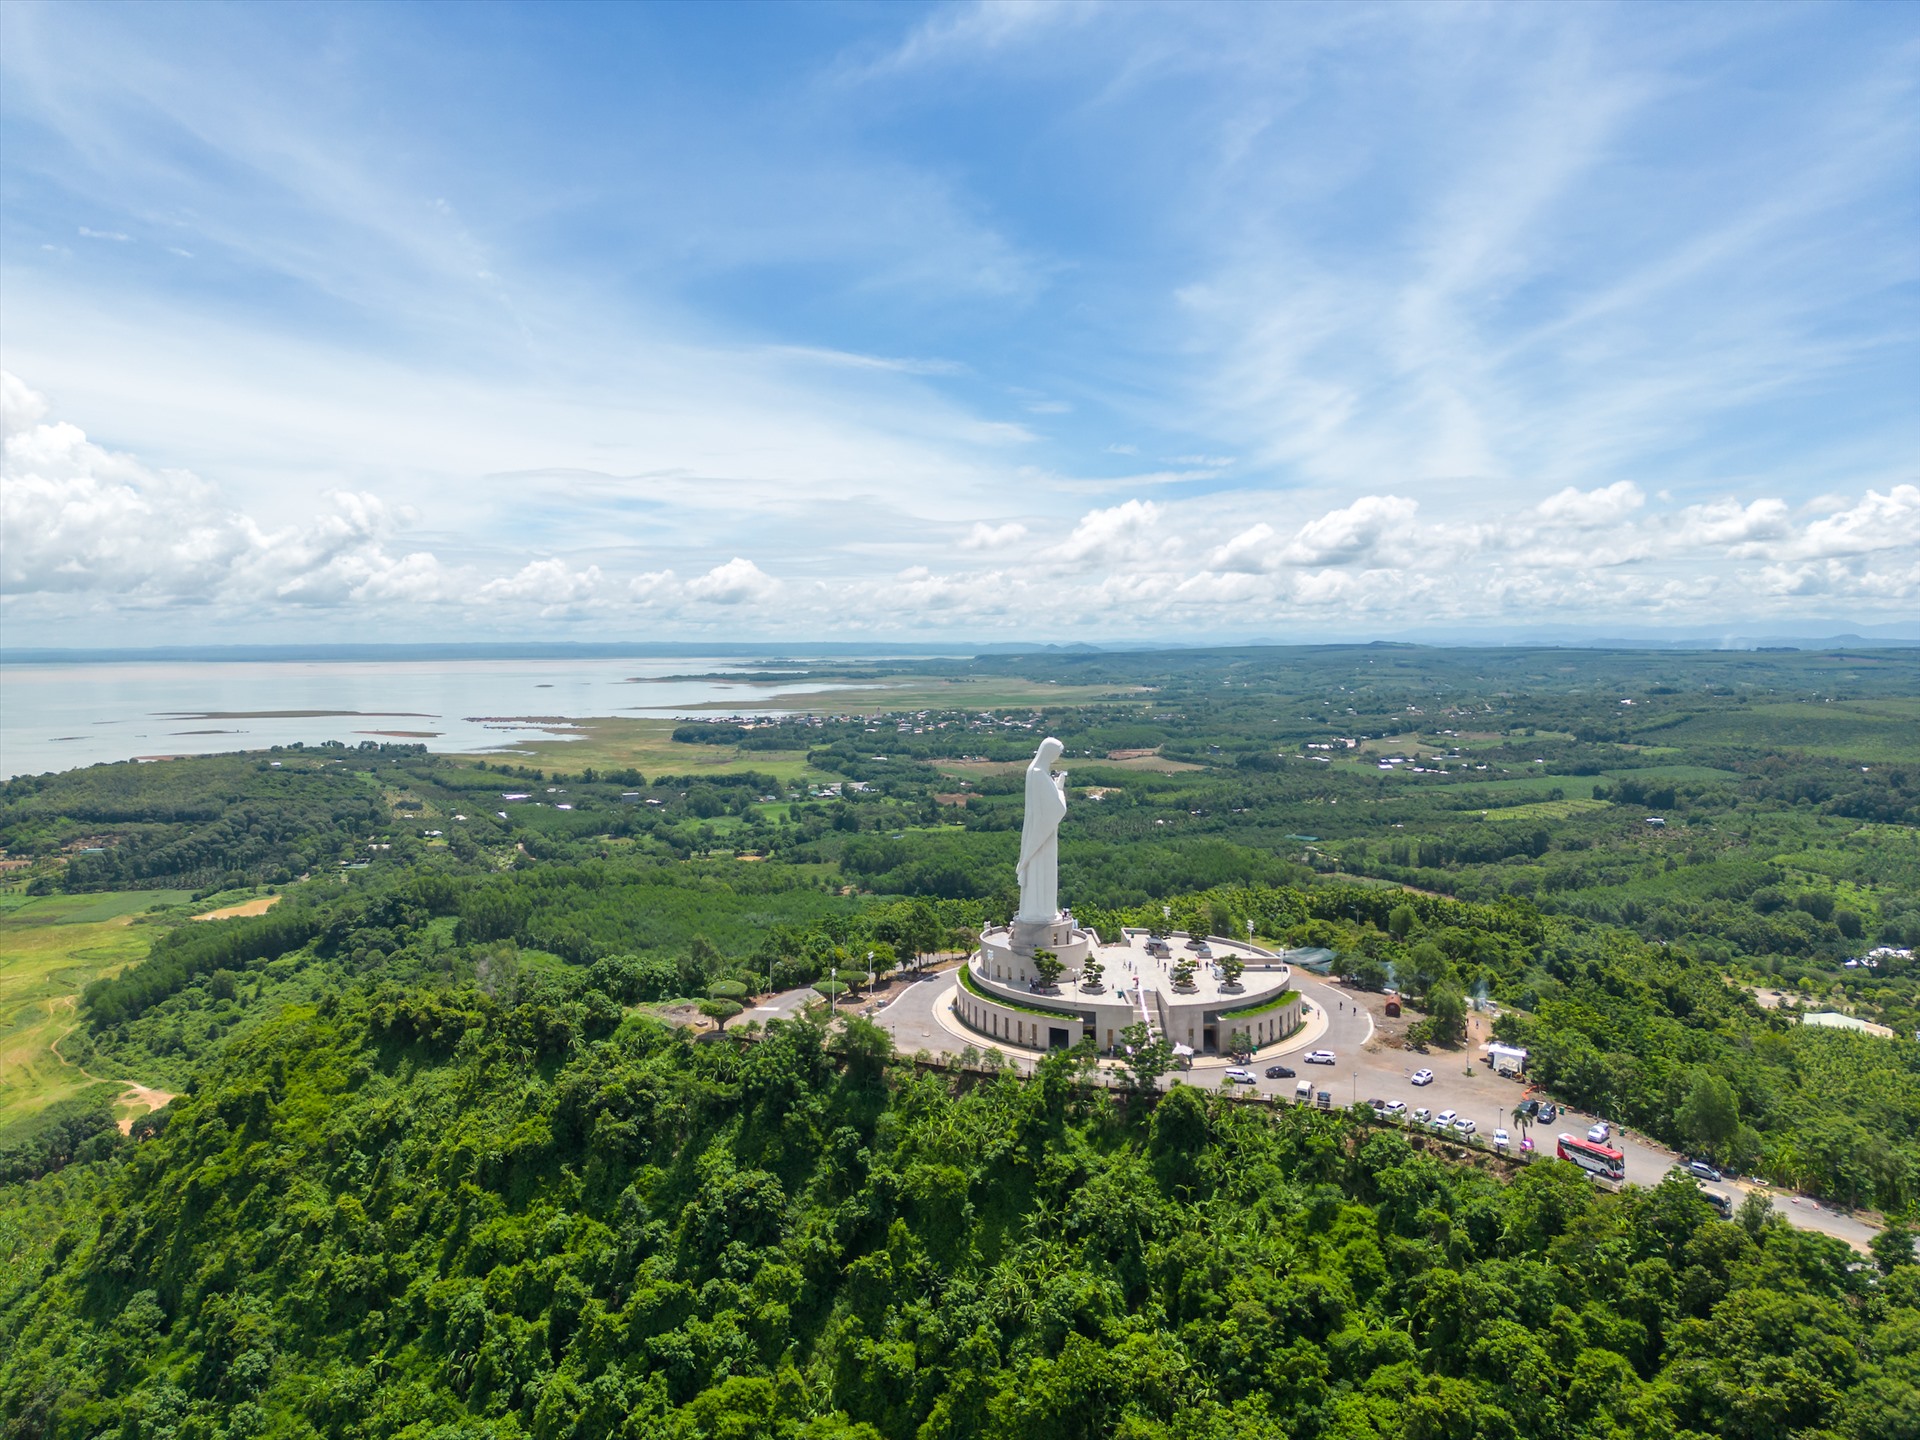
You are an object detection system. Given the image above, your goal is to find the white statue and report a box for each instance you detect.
[1016,736,1067,924]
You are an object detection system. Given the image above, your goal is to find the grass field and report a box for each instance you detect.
[448,673,1140,775]
[635,676,1138,715]
[1477,797,1615,822]
[454,717,835,781]
[936,752,1206,780]
[1601,764,1743,782]
[1661,700,1920,763]
[0,890,187,1130]
[1413,773,1601,799]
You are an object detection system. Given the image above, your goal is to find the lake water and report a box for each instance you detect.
[0,657,872,778]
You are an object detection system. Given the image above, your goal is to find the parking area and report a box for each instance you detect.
[1172,970,1880,1250]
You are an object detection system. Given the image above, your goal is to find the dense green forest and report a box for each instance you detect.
[7,997,1918,1439]
[3,643,1918,1435]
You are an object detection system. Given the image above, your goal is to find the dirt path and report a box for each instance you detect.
[47,995,177,1133]
[192,893,281,921]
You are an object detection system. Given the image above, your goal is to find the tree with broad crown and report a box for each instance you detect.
[1350,957,1391,992]
[698,998,743,1031]
[1677,1071,1740,1158]
[1425,983,1467,1044]
[1118,1021,1173,1093]
[1872,1224,1917,1275]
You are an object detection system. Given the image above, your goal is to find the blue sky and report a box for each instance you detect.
[2,0,1916,645]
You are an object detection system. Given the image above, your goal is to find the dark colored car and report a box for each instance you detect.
[1265,1065,1295,1079]
[1536,1102,1558,1124]
[1519,1099,1540,1119]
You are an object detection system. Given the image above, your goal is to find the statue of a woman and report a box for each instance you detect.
[1016,736,1067,924]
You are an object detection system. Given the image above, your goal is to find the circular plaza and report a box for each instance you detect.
[952,917,1305,1060]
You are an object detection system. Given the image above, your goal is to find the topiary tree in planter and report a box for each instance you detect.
[1032,948,1064,990]
[1171,960,1197,991]
[1219,955,1245,990]
[1080,955,1106,992]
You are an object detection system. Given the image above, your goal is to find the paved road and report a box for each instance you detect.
[800,963,1881,1252]
[748,987,822,1024]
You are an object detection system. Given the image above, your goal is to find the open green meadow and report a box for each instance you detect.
[0,890,187,1130]
[1662,699,1920,762]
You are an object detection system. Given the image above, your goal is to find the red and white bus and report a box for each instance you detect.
[1557,1133,1626,1181]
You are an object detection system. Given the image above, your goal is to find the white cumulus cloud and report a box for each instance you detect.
[686,557,780,604]
[479,558,605,606]
[958,520,1028,551]
[1281,495,1419,566]
[1044,499,1165,566]
[1791,485,1920,560]
[1206,523,1277,574]
[1534,481,1645,528]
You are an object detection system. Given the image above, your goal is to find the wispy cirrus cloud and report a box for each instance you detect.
[1,2,1914,645]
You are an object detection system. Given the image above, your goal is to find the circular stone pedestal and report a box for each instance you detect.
[976,916,1093,986]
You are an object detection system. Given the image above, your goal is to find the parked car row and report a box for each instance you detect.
[1219,1061,1605,1169]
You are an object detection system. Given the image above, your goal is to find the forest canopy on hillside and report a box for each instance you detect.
[3,643,1917,1437]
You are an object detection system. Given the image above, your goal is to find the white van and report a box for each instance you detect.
[1295,1079,1313,1103]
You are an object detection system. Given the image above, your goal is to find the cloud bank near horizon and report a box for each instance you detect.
[5,374,1913,640]
[1,3,1915,644]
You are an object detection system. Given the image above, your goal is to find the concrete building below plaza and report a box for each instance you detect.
[955,922,1303,1056]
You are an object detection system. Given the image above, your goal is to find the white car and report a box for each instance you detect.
[1588,1122,1612,1144]
[1223,1067,1256,1085]
[1453,1117,1477,1137]
[1411,1068,1434,1086]
[1412,1107,1432,1125]
[1435,1109,1458,1129]
[1305,1050,1337,1065]
[1383,1100,1407,1117]
[1493,1128,1510,1151]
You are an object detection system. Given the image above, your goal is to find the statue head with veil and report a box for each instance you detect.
[1015,737,1067,925]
